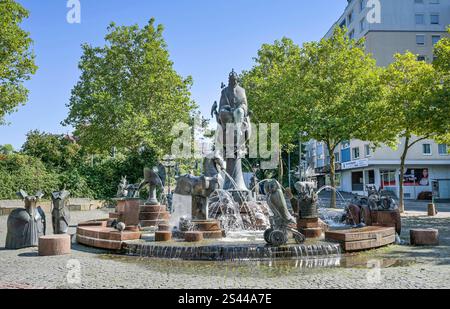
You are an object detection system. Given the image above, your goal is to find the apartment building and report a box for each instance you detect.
[306,0,450,200]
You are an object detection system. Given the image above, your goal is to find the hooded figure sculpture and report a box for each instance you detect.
[51,190,71,234]
[263,180,305,246]
[6,190,46,250]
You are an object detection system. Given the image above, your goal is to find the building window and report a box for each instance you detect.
[438,144,448,155]
[360,19,365,32]
[416,34,425,45]
[349,30,355,40]
[417,55,426,61]
[432,35,441,46]
[414,0,424,3]
[360,0,365,12]
[352,171,364,191]
[423,144,432,155]
[430,0,440,3]
[348,11,354,25]
[365,144,371,157]
[381,170,396,188]
[334,152,341,163]
[352,147,360,160]
[430,14,440,25]
[415,14,425,25]
[340,19,346,28]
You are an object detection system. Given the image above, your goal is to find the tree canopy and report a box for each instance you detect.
[0,0,37,124]
[432,28,450,144]
[64,18,197,155]
[383,52,450,211]
[242,28,393,206]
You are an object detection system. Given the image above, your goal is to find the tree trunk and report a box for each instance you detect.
[399,137,410,213]
[329,151,337,209]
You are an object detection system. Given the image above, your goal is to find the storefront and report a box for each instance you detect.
[337,164,450,200]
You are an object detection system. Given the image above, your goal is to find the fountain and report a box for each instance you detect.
[74,70,398,260]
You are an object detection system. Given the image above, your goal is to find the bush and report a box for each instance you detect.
[0,146,159,200]
[0,154,60,199]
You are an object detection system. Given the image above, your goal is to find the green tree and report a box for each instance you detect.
[0,0,37,124]
[382,52,450,212]
[0,144,14,154]
[242,29,393,207]
[433,28,450,145]
[64,19,196,156]
[21,130,84,170]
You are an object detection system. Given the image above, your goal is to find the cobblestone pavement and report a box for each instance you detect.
[1,208,449,289]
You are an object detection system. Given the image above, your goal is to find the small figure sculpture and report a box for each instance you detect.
[138,165,166,205]
[116,176,129,198]
[5,190,46,250]
[263,180,305,246]
[126,183,140,199]
[51,190,71,234]
[295,181,319,219]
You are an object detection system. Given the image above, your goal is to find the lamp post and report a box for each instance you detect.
[161,155,176,194]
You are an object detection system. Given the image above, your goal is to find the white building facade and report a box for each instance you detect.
[306,0,450,200]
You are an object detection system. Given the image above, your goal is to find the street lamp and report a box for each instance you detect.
[161,154,176,194]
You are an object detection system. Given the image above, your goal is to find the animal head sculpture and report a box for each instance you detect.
[51,190,70,210]
[17,190,44,215]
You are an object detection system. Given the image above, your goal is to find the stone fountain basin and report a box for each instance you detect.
[122,234,341,261]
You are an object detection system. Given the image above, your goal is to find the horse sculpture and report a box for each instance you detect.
[264,180,305,246]
[5,190,46,249]
[51,190,71,234]
[174,156,223,220]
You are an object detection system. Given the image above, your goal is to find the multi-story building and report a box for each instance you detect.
[306,0,450,200]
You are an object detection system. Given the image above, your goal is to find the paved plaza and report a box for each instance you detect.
[1,202,450,289]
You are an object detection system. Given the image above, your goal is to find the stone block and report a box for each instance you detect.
[372,210,402,234]
[185,232,204,242]
[155,231,172,242]
[139,211,170,220]
[140,205,167,213]
[122,200,141,226]
[39,235,71,256]
[410,229,439,246]
[300,228,323,239]
[193,220,221,231]
[428,204,437,217]
[297,218,320,229]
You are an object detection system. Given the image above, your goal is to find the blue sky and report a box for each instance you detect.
[1,0,346,149]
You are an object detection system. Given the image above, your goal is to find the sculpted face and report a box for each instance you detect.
[228,71,238,88]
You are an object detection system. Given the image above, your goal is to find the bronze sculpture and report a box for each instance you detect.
[295,181,319,219]
[51,190,71,234]
[138,165,166,205]
[174,157,223,220]
[263,180,305,246]
[5,190,46,249]
[116,176,129,198]
[211,70,251,195]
